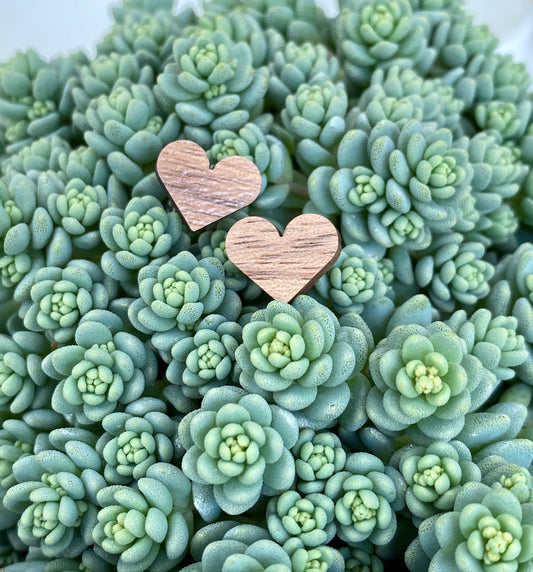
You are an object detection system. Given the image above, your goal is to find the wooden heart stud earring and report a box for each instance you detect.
[226,214,341,303]
[156,140,262,232]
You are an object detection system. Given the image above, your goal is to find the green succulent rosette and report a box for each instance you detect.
[414,233,494,313]
[186,11,270,68]
[0,174,59,303]
[47,178,108,251]
[480,455,533,505]
[280,77,347,173]
[1,135,70,183]
[179,385,298,516]
[324,452,404,546]
[100,195,186,287]
[236,295,368,428]
[334,0,434,91]
[292,429,347,494]
[266,489,336,547]
[394,440,481,523]
[188,536,292,572]
[85,83,180,200]
[314,243,388,315]
[57,145,111,189]
[42,310,157,424]
[72,53,153,132]
[0,329,52,415]
[93,462,193,572]
[349,66,463,133]
[0,50,85,155]
[3,443,106,559]
[446,308,528,382]
[367,320,489,441]
[97,8,179,74]
[430,12,498,74]
[166,314,242,411]
[308,118,472,253]
[155,29,269,147]
[20,259,113,344]
[268,41,340,110]
[454,132,526,246]
[339,543,384,572]
[406,482,533,572]
[96,397,178,485]
[128,250,240,345]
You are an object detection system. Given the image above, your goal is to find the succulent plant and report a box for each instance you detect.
[395,440,481,522]
[179,385,298,516]
[314,243,388,315]
[93,462,193,571]
[367,320,489,441]
[42,310,157,424]
[85,83,180,199]
[236,295,368,428]
[446,308,528,382]
[280,77,347,173]
[3,443,105,558]
[292,429,347,494]
[406,482,533,571]
[155,29,269,147]
[268,41,340,110]
[266,489,336,547]
[1,135,70,183]
[97,8,179,74]
[100,195,185,285]
[166,314,242,408]
[325,452,404,546]
[0,329,51,415]
[128,250,238,339]
[47,178,108,251]
[0,50,85,154]
[308,119,472,253]
[96,398,178,484]
[21,259,112,343]
[414,234,494,312]
[334,0,434,90]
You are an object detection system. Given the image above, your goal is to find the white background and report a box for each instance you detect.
[0,0,531,76]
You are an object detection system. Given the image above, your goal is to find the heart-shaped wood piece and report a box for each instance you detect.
[226,214,341,303]
[156,140,262,232]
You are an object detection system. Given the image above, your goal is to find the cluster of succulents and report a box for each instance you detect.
[0,0,533,570]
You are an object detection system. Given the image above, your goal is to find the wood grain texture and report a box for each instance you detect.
[226,214,341,303]
[156,140,262,232]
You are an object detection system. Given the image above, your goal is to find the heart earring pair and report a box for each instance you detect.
[157,140,340,303]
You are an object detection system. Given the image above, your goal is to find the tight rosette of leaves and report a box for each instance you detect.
[42,310,157,424]
[155,29,269,147]
[307,119,472,253]
[367,320,490,441]
[405,482,533,572]
[236,295,368,428]
[179,385,298,516]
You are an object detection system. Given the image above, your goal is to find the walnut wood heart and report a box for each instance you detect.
[156,140,262,232]
[226,214,341,303]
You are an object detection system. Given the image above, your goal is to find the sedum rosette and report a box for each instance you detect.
[367,320,489,441]
[325,452,404,546]
[93,462,192,572]
[179,385,298,516]
[42,310,157,424]
[236,295,368,428]
[406,482,533,572]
